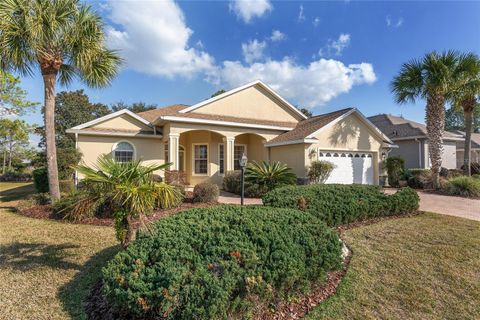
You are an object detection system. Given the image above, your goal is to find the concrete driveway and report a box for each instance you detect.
[385,189,480,221]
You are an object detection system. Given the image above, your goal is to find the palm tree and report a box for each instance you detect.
[75,156,180,248]
[0,0,121,201]
[451,53,480,176]
[391,51,459,189]
[246,160,297,191]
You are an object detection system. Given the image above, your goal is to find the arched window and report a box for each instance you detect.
[113,141,134,163]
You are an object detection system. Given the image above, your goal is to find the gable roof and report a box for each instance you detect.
[137,104,298,130]
[178,80,308,121]
[265,108,393,147]
[368,114,463,141]
[69,108,152,130]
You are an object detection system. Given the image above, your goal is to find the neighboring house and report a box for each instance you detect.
[67,80,394,186]
[368,114,463,169]
[451,131,480,169]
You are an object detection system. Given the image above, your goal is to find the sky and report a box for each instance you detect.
[14,0,480,145]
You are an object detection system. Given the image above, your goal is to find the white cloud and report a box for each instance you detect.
[216,58,376,108]
[298,5,306,22]
[313,17,321,27]
[105,0,215,78]
[319,33,351,57]
[242,39,267,64]
[386,15,403,28]
[270,30,286,42]
[230,0,272,23]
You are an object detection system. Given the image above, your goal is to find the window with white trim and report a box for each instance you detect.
[114,142,134,163]
[219,143,225,174]
[164,143,169,162]
[234,145,246,170]
[194,144,208,174]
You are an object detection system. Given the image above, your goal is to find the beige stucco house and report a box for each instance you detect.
[67,80,395,186]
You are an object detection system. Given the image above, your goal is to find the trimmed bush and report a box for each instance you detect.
[307,160,335,184]
[193,182,219,202]
[32,167,49,193]
[263,184,419,226]
[0,171,32,182]
[443,176,480,198]
[222,170,270,198]
[384,156,405,187]
[101,205,342,319]
[407,168,432,189]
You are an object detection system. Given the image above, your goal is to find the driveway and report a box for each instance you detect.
[218,191,263,205]
[385,189,480,221]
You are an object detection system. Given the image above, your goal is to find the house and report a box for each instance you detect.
[67,80,395,186]
[368,114,463,169]
[451,131,480,169]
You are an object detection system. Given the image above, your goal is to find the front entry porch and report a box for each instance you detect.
[165,130,269,186]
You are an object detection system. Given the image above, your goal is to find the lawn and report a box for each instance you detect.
[0,206,478,319]
[0,181,36,202]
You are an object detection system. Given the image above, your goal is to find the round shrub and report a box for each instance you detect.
[263,184,419,226]
[32,167,49,193]
[193,182,219,202]
[222,170,242,194]
[384,156,405,187]
[100,205,342,319]
[407,168,432,189]
[307,160,335,184]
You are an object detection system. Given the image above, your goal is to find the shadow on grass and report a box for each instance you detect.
[0,183,35,202]
[59,244,121,320]
[0,242,82,270]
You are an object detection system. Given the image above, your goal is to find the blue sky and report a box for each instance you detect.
[16,0,480,142]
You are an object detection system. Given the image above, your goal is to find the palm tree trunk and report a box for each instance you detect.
[462,99,475,176]
[42,73,61,201]
[426,93,445,189]
[122,216,135,248]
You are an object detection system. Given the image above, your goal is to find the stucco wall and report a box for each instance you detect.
[189,85,301,123]
[269,144,308,178]
[442,140,457,169]
[76,135,164,178]
[91,114,152,131]
[389,140,424,169]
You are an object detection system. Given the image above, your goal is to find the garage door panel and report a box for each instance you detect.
[319,152,373,185]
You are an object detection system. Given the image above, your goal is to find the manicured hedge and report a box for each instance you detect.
[101,205,342,319]
[263,184,419,226]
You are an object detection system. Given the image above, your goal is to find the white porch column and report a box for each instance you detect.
[168,133,180,170]
[224,136,235,172]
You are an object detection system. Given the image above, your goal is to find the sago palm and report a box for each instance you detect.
[0,0,121,201]
[391,51,459,189]
[75,156,179,248]
[450,53,480,176]
[246,160,296,191]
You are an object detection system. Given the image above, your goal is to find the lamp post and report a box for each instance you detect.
[239,153,248,206]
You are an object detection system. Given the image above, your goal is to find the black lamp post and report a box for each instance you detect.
[239,153,248,206]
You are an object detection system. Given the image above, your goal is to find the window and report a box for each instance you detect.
[164,143,169,162]
[219,144,225,174]
[234,145,246,170]
[194,144,208,175]
[114,142,134,163]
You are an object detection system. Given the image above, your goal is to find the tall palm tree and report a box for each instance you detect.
[0,0,121,201]
[451,53,480,176]
[391,51,459,189]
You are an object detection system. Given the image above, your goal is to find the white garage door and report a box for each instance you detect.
[318,151,374,185]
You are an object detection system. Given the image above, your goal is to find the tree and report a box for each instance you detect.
[74,156,178,247]
[0,119,32,173]
[298,107,313,118]
[0,0,121,202]
[111,102,157,113]
[36,90,110,149]
[450,53,480,176]
[391,51,459,189]
[211,89,226,98]
[445,104,480,133]
[0,71,38,117]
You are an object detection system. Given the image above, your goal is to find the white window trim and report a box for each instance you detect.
[218,143,225,176]
[111,140,136,162]
[192,143,209,176]
[234,144,247,170]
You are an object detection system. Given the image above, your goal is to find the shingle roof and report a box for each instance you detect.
[136,104,298,128]
[266,108,354,144]
[367,114,463,140]
[453,131,480,149]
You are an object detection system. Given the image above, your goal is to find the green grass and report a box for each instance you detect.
[0,182,36,202]
[0,208,118,320]
[307,213,480,320]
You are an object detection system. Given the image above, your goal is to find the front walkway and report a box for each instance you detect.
[218,191,263,205]
[385,189,480,221]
